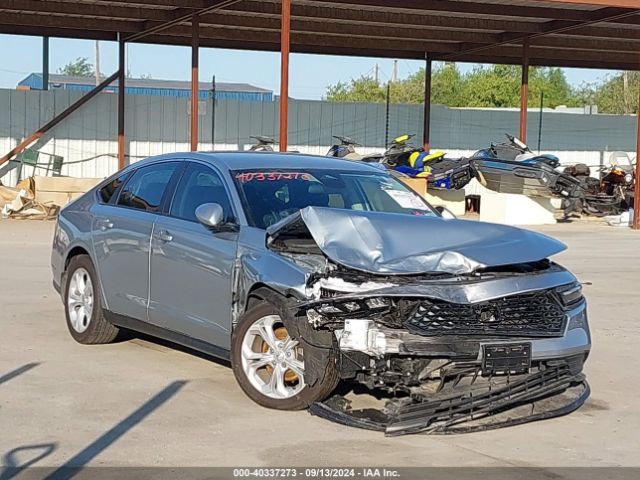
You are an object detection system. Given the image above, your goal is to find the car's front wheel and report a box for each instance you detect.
[64,254,119,344]
[231,302,339,410]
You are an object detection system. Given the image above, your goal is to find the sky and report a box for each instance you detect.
[0,34,617,100]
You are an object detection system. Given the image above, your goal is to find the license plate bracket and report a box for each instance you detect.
[482,343,531,376]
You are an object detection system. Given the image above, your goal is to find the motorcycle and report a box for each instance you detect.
[470,134,634,217]
[382,134,475,190]
[472,133,560,168]
[326,135,383,162]
[562,155,635,217]
[248,135,276,151]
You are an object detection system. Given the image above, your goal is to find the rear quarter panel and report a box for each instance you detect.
[51,191,98,297]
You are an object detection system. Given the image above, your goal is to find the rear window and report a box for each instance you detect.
[98,173,128,204]
[116,162,178,213]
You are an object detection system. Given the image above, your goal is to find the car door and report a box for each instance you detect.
[91,161,180,322]
[148,161,239,349]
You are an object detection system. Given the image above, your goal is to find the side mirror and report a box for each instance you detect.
[435,205,457,220]
[195,203,224,228]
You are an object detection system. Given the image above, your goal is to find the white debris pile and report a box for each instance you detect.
[605,209,634,228]
[0,178,58,220]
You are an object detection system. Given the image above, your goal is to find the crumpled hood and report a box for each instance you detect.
[267,206,566,275]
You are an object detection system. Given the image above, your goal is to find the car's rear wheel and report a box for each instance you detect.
[64,254,119,344]
[231,302,339,410]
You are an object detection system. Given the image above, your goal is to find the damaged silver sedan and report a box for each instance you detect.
[51,152,590,435]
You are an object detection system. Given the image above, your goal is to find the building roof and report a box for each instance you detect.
[21,73,271,93]
[0,1,638,70]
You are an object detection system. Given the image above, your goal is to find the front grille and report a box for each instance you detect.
[404,290,566,337]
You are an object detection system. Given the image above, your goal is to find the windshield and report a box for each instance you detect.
[233,169,437,229]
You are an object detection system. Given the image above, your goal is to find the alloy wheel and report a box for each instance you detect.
[67,268,94,334]
[240,314,305,399]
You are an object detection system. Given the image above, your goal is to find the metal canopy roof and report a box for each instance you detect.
[0,0,639,70]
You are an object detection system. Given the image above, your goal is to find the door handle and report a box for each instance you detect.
[96,218,113,231]
[156,229,173,242]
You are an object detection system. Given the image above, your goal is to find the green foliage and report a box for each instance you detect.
[325,76,386,103]
[58,57,95,77]
[431,63,463,106]
[325,63,603,110]
[591,72,639,114]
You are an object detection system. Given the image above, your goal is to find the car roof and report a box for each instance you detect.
[132,151,384,173]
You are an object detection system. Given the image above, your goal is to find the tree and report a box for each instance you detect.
[459,65,521,108]
[325,76,386,102]
[325,63,581,109]
[431,63,463,106]
[58,57,94,77]
[591,71,640,114]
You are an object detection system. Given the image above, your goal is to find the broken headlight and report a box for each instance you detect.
[316,298,390,316]
[365,297,390,309]
[307,298,393,328]
[555,283,584,309]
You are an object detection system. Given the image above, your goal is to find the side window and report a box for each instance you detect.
[98,172,128,204]
[170,163,233,222]
[117,162,178,213]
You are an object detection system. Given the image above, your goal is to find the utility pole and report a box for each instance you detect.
[211,75,216,150]
[374,63,379,84]
[392,60,398,83]
[95,40,101,86]
[384,83,391,146]
[537,91,544,153]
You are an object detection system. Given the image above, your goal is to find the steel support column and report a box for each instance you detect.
[117,38,126,170]
[423,55,432,151]
[191,14,199,151]
[279,0,291,152]
[633,82,640,230]
[519,39,530,142]
[42,36,49,91]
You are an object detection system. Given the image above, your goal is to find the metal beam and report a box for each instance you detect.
[191,14,199,152]
[316,0,600,21]
[137,29,640,69]
[279,0,291,152]
[221,1,545,33]
[634,83,640,230]
[520,40,530,143]
[198,11,501,44]
[0,0,175,21]
[423,55,432,152]
[440,6,640,60]
[158,24,463,53]
[0,71,119,168]
[5,10,639,52]
[118,39,126,170]
[42,36,49,91]
[125,0,242,42]
[93,0,209,7]
[542,0,640,7]
[0,12,139,33]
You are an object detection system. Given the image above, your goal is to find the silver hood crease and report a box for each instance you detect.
[267,206,567,275]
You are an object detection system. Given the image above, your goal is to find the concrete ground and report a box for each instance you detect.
[0,219,638,468]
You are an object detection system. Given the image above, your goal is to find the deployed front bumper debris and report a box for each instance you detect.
[310,365,589,436]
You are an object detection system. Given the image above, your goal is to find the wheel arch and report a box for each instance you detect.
[61,244,109,309]
[64,245,92,272]
[241,283,292,326]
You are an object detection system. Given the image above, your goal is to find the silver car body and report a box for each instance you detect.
[52,152,590,433]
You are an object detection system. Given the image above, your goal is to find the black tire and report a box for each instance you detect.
[63,254,119,345]
[231,302,339,410]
